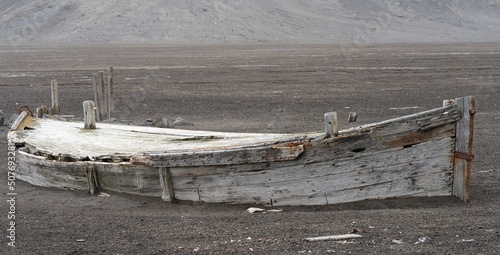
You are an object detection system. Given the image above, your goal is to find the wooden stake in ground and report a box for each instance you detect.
[107,66,114,117]
[93,72,108,121]
[36,105,49,118]
[93,73,102,121]
[49,80,60,115]
[83,101,96,129]
[324,112,338,138]
[99,71,108,120]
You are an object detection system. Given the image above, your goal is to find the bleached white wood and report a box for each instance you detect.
[324,112,338,138]
[10,111,30,131]
[9,97,474,206]
[305,234,362,242]
[83,101,96,129]
[147,144,304,167]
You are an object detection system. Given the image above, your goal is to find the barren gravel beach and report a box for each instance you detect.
[1,1,500,254]
[1,43,499,255]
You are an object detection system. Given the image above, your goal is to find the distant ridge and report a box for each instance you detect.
[1,0,499,44]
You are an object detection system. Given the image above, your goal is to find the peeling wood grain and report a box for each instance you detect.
[147,144,305,167]
[10,97,474,206]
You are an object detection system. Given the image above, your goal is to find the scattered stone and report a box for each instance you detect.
[247,207,283,214]
[152,116,169,128]
[170,117,192,127]
[120,120,135,125]
[348,112,357,122]
[143,119,154,126]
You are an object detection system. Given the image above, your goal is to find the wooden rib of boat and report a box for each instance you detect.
[8,96,475,206]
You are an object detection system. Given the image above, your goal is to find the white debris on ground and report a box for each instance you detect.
[246,207,283,214]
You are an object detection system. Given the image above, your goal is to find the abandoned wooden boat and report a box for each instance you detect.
[8,96,475,206]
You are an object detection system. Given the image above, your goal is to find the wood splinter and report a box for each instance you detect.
[305,234,362,242]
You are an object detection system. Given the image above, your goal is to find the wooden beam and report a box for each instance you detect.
[83,101,96,129]
[85,166,99,195]
[324,112,338,138]
[452,96,475,202]
[49,80,60,115]
[159,167,175,203]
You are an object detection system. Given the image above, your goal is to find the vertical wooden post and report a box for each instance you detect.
[36,105,48,118]
[85,166,99,195]
[93,73,102,121]
[108,66,114,116]
[49,80,60,115]
[324,112,338,139]
[99,71,108,120]
[83,101,96,129]
[159,167,175,203]
[452,96,475,202]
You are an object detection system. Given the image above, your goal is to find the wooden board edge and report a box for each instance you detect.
[452,96,475,202]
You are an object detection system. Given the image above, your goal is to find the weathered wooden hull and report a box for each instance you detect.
[9,96,475,206]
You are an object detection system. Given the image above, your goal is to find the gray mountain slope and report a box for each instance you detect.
[0,0,499,44]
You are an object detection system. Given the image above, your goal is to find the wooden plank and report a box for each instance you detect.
[324,112,338,138]
[83,101,96,129]
[170,133,455,205]
[452,96,475,202]
[10,111,30,131]
[15,150,162,196]
[147,144,305,167]
[338,104,456,136]
[15,150,89,190]
[159,167,175,203]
